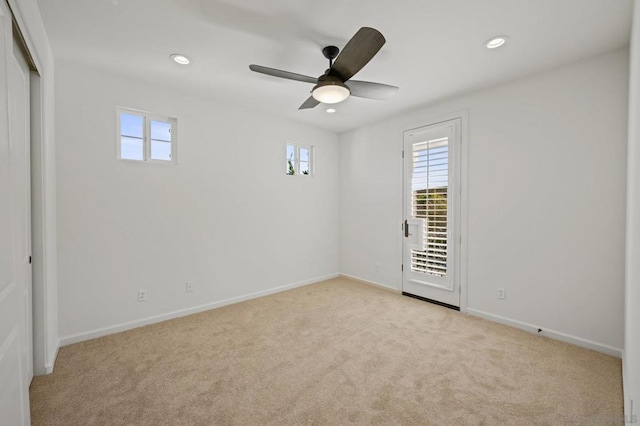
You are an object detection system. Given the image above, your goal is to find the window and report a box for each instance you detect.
[286,143,313,176]
[118,108,177,163]
[411,136,449,277]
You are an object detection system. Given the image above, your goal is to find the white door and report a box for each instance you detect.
[0,0,33,423]
[11,23,33,384]
[402,119,461,309]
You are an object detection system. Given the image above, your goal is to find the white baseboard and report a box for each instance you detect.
[59,273,339,347]
[467,308,623,358]
[339,273,401,294]
[44,342,59,374]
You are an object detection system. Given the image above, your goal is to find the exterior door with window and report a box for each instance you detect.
[402,119,461,308]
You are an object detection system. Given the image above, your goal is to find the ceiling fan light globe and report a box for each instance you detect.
[312,82,350,104]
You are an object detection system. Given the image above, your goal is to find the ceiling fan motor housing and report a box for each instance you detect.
[312,75,350,104]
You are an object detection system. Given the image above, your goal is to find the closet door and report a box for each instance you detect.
[0,0,33,424]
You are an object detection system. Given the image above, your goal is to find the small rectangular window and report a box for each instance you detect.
[286,143,313,176]
[120,113,144,161]
[117,108,177,163]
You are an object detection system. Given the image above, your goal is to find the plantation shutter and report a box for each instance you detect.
[411,137,449,277]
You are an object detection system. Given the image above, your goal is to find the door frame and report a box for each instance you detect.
[400,110,469,313]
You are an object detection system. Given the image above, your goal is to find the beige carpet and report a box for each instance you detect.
[30,278,623,425]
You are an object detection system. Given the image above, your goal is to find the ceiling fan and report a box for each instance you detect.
[249,27,399,110]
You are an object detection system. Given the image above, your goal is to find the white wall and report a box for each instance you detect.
[340,48,628,353]
[7,0,58,375]
[55,60,339,342]
[625,0,640,418]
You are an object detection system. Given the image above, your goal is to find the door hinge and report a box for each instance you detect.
[401,264,404,272]
[402,150,404,158]
[29,255,32,264]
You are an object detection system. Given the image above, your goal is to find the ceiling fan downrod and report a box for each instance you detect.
[322,45,340,68]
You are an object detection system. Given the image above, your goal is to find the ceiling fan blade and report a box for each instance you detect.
[346,80,399,100]
[329,27,385,82]
[249,65,317,84]
[299,96,320,110]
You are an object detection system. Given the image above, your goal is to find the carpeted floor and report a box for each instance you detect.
[29,277,623,425]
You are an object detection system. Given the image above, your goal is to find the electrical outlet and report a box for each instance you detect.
[375,262,380,272]
[138,289,147,302]
[186,281,193,293]
[497,288,506,300]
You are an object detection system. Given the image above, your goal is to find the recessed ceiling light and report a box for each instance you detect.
[485,36,509,49]
[170,54,190,65]
[326,108,336,114]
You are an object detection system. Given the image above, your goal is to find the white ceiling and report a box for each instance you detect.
[36,0,633,133]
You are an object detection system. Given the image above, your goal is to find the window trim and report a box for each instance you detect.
[285,142,313,176]
[117,107,178,164]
